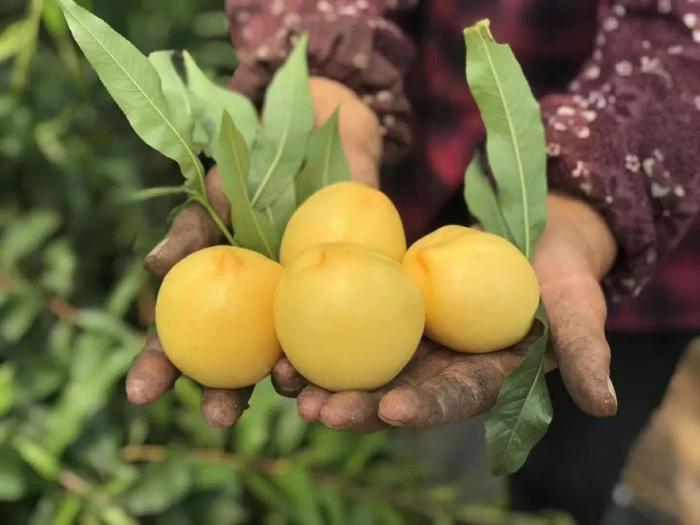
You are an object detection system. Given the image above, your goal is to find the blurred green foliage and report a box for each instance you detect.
[0,1,576,523]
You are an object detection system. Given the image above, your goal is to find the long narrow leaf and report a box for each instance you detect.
[148,50,192,125]
[485,304,552,475]
[215,112,276,259]
[0,21,32,62]
[464,20,547,259]
[250,34,314,208]
[57,0,204,184]
[297,110,350,204]
[245,132,298,258]
[182,50,259,150]
[464,152,512,241]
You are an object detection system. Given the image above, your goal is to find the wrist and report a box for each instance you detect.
[537,193,617,280]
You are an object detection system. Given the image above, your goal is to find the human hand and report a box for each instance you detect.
[126,77,382,427]
[273,193,620,431]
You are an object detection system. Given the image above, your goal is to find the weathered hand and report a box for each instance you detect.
[126,168,255,427]
[126,77,381,427]
[273,194,620,431]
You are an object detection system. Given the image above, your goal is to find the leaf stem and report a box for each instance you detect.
[193,193,235,245]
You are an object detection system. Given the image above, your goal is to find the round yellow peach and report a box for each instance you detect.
[155,246,283,388]
[274,243,424,391]
[279,181,406,265]
[403,226,540,353]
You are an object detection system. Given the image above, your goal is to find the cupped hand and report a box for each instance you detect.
[126,77,381,428]
[273,193,620,432]
[126,168,254,427]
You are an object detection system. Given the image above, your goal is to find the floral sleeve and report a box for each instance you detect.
[541,0,700,298]
[225,0,418,162]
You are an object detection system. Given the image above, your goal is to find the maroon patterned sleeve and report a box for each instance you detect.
[540,0,700,298]
[225,0,417,162]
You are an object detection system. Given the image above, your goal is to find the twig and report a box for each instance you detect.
[1,274,148,338]
[45,296,80,324]
[59,470,93,495]
[121,445,470,523]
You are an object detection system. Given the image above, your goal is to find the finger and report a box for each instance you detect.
[144,169,230,277]
[271,358,307,397]
[378,356,507,428]
[126,335,179,405]
[319,391,386,433]
[543,275,617,417]
[201,387,254,429]
[314,341,447,431]
[297,385,332,423]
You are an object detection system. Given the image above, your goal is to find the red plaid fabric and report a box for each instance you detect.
[225,0,700,333]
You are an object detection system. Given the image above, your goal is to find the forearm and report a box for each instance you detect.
[543,193,617,280]
[541,0,700,297]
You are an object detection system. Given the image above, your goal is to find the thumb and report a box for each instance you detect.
[542,274,618,417]
[144,168,229,276]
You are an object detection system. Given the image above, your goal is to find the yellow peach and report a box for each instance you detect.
[274,243,424,391]
[279,181,406,265]
[403,226,539,353]
[155,246,282,388]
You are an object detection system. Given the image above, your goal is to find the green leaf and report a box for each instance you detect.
[202,497,248,525]
[297,110,350,204]
[122,460,193,516]
[342,433,388,478]
[181,50,258,150]
[464,20,547,259]
[57,0,204,185]
[42,0,81,77]
[274,398,307,455]
[12,435,61,480]
[249,34,314,209]
[52,493,82,525]
[375,505,407,525]
[464,152,512,241]
[246,132,298,258]
[192,463,239,491]
[215,111,276,259]
[485,304,552,475]
[0,362,16,418]
[99,506,138,525]
[148,50,192,122]
[44,334,137,455]
[0,209,60,270]
[233,380,278,457]
[76,309,141,346]
[242,471,288,511]
[0,450,27,501]
[0,295,43,343]
[42,0,70,38]
[317,487,347,525]
[106,260,145,317]
[41,239,76,297]
[274,468,324,525]
[0,21,33,63]
[349,501,377,525]
[173,376,202,412]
